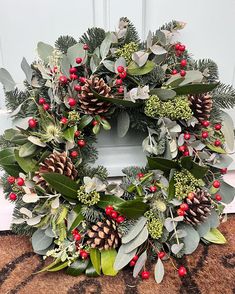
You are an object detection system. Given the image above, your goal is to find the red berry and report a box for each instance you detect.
[180,70,186,77]
[68,98,77,107]
[116,79,123,85]
[119,71,127,79]
[60,117,68,124]
[178,266,187,277]
[201,120,210,127]
[178,145,186,152]
[9,192,17,201]
[116,215,125,223]
[7,176,15,184]
[180,203,189,211]
[105,207,113,215]
[177,209,185,216]
[38,97,46,105]
[69,67,77,74]
[92,120,99,126]
[149,185,157,193]
[214,139,221,147]
[158,251,166,259]
[137,172,144,179]
[132,255,139,262]
[187,192,195,200]
[171,69,178,75]
[70,74,78,80]
[184,133,190,140]
[70,150,79,158]
[118,87,124,94]
[77,139,86,148]
[179,45,186,52]
[79,77,86,84]
[176,50,182,57]
[43,103,50,111]
[75,57,83,64]
[201,131,209,139]
[175,43,181,50]
[80,251,89,259]
[180,59,187,67]
[28,118,37,129]
[129,260,136,267]
[83,44,89,50]
[59,75,68,84]
[220,168,227,174]
[72,228,78,235]
[52,66,58,73]
[183,151,189,156]
[17,177,24,186]
[213,180,221,188]
[214,124,222,131]
[117,66,124,73]
[74,84,82,91]
[141,271,150,280]
[215,194,222,201]
[74,233,81,241]
[111,211,118,219]
[74,130,81,137]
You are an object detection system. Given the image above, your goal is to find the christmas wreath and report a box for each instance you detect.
[0,17,235,283]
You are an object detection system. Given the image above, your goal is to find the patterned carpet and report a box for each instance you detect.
[1,216,235,294]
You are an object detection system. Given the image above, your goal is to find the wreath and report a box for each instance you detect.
[0,17,235,283]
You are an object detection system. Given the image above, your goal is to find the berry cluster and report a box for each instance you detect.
[116,65,127,94]
[171,43,187,77]
[105,205,125,223]
[200,120,222,147]
[7,176,25,201]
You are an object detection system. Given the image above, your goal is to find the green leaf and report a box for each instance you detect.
[47,261,69,272]
[100,33,112,60]
[173,83,218,95]
[179,70,203,86]
[124,226,148,253]
[14,150,37,173]
[67,43,87,67]
[85,261,99,277]
[206,144,226,154]
[179,224,200,254]
[97,194,125,210]
[103,60,115,72]
[114,245,137,271]
[90,88,141,108]
[19,142,38,157]
[90,248,101,275]
[147,156,178,171]
[0,148,16,165]
[3,129,19,141]
[37,42,54,63]
[37,258,61,273]
[220,111,234,151]
[180,156,208,179]
[127,60,155,76]
[69,210,84,232]
[63,126,77,143]
[32,229,53,252]
[154,257,165,284]
[219,181,235,204]
[42,173,79,200]
[0,68,16,92]
[60,55,70,77]
[133,250,147,278]
[101,249,118,276]
[21,57,33,84]
[168,173,176,200]
[203,228,227,244]
[122,217,147,244]
[66,259,89,276]
[1,164,23,177]
[149,88,176,101]
[78,115,93,130]
[116,199,148,219]
[117,111,130,137]
[165,75,184,87]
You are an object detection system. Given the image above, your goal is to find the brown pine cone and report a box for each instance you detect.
[188,93,213,122]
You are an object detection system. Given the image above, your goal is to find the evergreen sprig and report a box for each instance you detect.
[79,27,106,52]
[55,35,77,54]
[212,83,235,109]
[193,59,219,83]
[119,17,140,45]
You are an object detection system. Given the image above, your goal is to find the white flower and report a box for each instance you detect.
[83,177,106,193]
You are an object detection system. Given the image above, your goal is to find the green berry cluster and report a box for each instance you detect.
[144,95,193,121]
[174,169,204,199]
[77,185,100,206]
[144,210,163,239]
[115,42,138,64]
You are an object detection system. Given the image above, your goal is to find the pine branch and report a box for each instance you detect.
[55,35,77,54]
[138,65,165,87]
[159,20,185,32]
[212,83,235,109]
[119,17,140,45]
[81,206,104,223]
[79,164,108,181]
[79,27,106,52]
[193,59,219,83]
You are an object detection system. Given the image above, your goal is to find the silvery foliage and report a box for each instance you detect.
[83,176,106,193]
[125,85,149,102]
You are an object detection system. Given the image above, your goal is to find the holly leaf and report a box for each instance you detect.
[66,259,89,276]
[97,194,125,209]
[147,156,178,171]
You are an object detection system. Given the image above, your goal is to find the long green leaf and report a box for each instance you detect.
[116,199,148,219]
[97,194,125,209]
[180,156,208,179]
[14,150,37,173]
[1,163,23,177]
[173,83,218,95]
[42,173,79,199]
[19,142,37,157]
[147,156,178,171]
[63,126,77,142]
[149,88,176,101]
[0,148,16,165]
[203,228,227,244]
[78,115,93,130]
[47,261,69,272]
[101,249,118,276]
[66,259,89,276]
[127,60,155,76]
[85,261,100,277]
[90,248,101,275]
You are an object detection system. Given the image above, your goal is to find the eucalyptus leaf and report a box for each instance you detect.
[0,68,16,92]
[133,250,147,278]
[132,51,149,67]
[124,226,148,253]
[32,229,53,251]
[127,60,155,76]
[150,88,176,101]
[117,111,130,137]
[115,57,126,73]
[220,111,234,151]
[114,245,137,271]
[103,60,115,72]
[100,33,112,60]
[179,224,200,254]
[179,70,203,86]
[67,43,87,67]
[122,217,147,244]
[37,42,54,63]
[28,136,46,147]
[150,44,167,55]
[21,57,33,83]
[219,181,235,204]
[154,258,165,284]
[60,55,70,77]
[171,243,184,254]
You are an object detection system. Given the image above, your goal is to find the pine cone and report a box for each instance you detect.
[34,151,78,188]
[188,93,213,122]
[79,76,113,115]
[86,219,121,250]
[184,189,212,226]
